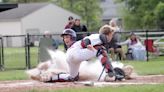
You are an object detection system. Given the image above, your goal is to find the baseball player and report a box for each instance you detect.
[35,25,124,82]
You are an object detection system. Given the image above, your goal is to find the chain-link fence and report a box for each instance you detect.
[0,30,163,70]
[0,33,63,70]
[2,35,28,70]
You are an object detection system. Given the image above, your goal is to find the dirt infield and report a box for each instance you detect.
[0,75,164,92]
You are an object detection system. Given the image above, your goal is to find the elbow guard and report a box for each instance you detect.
[81,38,91,48]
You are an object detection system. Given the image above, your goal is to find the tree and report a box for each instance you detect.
[116,0,164,30]
[154,2,164,29]
[3,0,49,3]
[54,0,102,31]
[53,0,77,11]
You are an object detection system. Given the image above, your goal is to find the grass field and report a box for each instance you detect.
[23,84,164,92]
[56,84,164,92]
[124,56,164,75]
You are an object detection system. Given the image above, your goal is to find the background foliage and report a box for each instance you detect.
[116,0,164,30]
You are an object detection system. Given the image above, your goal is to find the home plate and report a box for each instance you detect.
[74,81,95,86]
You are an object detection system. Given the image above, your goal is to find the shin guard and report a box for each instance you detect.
[95,46,114,76]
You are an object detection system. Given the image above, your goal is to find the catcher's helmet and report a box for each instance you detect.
[61,29,76,40]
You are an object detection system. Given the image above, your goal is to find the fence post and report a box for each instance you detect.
[25,33,31,69]
[25,36,28,69]
[0,35,4,70]
[0,36,2,70]
[146,30,149,61]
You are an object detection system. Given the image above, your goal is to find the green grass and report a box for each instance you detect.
[3,47,38,69]
[123,56,164,75]
[23,84,164,92]
[4,47,27,69]
[0,70,28,80]
[57,84,164,92]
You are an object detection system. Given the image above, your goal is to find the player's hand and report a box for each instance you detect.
[87,45,94,51]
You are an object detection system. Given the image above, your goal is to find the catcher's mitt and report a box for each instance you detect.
[114,67,125,81]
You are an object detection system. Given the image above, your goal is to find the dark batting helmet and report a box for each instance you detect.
[61,29,76,40]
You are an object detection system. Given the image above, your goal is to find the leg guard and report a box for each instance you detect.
[41,72,79,82]
[95,46,114,77]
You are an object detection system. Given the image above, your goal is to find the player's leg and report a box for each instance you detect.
[26,61,51,80]
[109,48,115,60]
